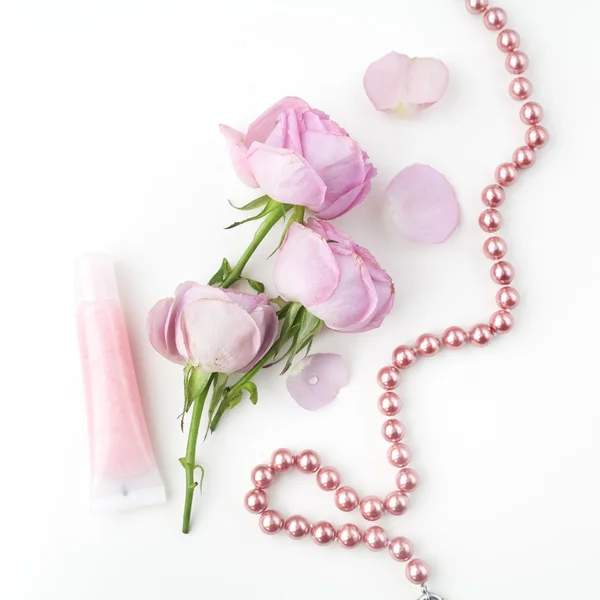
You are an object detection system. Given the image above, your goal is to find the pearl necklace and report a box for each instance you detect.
[243,2,549,598]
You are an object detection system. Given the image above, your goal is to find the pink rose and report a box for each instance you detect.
[147,283,278,373]
[273,219,394,332]
[220,97,376,220]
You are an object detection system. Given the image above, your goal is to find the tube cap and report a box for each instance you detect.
[74,252,120,303]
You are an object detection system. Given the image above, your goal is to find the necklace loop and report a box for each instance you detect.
[418,585,443,600]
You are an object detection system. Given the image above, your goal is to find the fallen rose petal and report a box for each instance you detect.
[286,353,349,411]
[364,52,449,114]
[387,164,460,244]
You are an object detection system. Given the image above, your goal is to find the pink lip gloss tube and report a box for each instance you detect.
[75,253,165,511]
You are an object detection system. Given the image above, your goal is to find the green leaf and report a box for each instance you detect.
[243,278,265,294]
[180,366,212,430]
[208,373,229,420]
[228,195,270,211]
[178,458,206,492]
[225,198,281,230]
[208,258,232,286]
[240,382,258,405]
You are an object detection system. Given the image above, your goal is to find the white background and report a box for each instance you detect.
[1,0,598,598]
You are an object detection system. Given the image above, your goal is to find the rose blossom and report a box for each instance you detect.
[273,218,394,332]
[220,97,376,220]
[147,283,278,373]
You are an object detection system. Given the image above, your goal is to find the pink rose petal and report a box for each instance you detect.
[219,125,258,188]
[246,96,311,147]
[387,164,460,244]
[286,353,349,411]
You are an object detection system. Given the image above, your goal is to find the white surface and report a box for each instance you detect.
[0,1,598,598]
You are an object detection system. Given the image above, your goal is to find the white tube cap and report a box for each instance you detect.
[74,252,120,303]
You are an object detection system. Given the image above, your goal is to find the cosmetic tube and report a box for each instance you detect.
[75,253,165,511]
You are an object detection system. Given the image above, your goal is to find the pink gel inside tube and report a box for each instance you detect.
[75,253,165,511]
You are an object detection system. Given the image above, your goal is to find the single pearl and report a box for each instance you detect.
[259,510,284,535]
[513,146,536,169]
[377,365,401,390]
[382,419,405,443]
[389,537,414,562]
[316,466,341,491]
[526,125,549,149]
[497,29,520,52]
[387,443,412,468]
[483,7,508,30]
[385,491,410,516]
[415,334,441,357]
[495,163,518,186]
[396,468,419,493]
[271,448,296,472]
[406,558,430,585]
[311,521,336,545]
[337,523,362,549]
[482,184,505,208]
[506,50,529,75]
[442,326,468,349]
[496,286,520,310]
[296,449,321,474]
[284,515,310,539]
[251,465,275,489]
[378,392,402,416]
[520,101,543,125]
[479,209,503,233]
[490,310,515,333]
[509,77,533,101]
[364,526,389,551]
[465,0,489,14]
[360,496,385,521]
[469,324,493,346]
[244,489,269,514]
[491,261,515,285]
[335,486,360,512]
[392,345,417,369]
[483,236,507,260]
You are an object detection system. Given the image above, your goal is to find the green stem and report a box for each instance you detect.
[181,375,212,534]
[221,205,286,289]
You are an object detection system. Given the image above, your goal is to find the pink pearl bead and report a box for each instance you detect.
[259,509,284,534]
[271,448,295,472]
[382,419,405,443]
[415,334,441,357]
[311,521,336,545]
[251,465,275,489]
[392,345,417,369]
[483,236,507,260]
[495,162,518,186]
[509,77,533,101]
[442,326,468,349]
[491,261,515,285]
[513,145,536,170]
[377,365,400,390]
[483,7,507,30]
[465,0,489,14]
[337,523,362,549]
[378,392,401,416]
[389,537,414,562]
[387,443,412,468]
[506,51,529,75]
[406,558,430,585]
[490,310,514,333]
[335,486,360,512]
[496,286,520,310]
[316,466,341,491]
[296,449,321,474]
[497,29,520,52]
[396,468,419,493]
[284,515,310,539]
[364,526,389,551]
[385,491,410,516]
[479,209,503,233]
[526,125,549,149]
[360,496,385,521]
[482,184,505,208]
[469,324,493,346]
[520,101,543,125]
[244,489,269,514]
